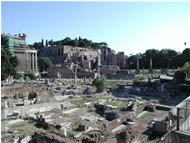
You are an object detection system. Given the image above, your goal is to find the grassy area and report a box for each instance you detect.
[142,138,150,143]
[50,108,70,118]
[9,122,37,133]
[104,100,128,109]
[98,131,114,143]
[50,108,62,114]
[96,120,104,125]
[70,98,93,107]
[107,80,133,86]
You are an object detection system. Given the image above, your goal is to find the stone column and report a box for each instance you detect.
[30,53,33,71]
[32,53,35,71]
[149,58,153,74]
[135,57,140,74]
[35,52,38,71]
[26,51,29,71]
[33,53,35,71]
[1,106,6,133]
[73,65,78,84]
[97,49,101,76]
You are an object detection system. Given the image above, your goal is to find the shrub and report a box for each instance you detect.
[179,62,190,78]
[24,72,36,80]
[28,92,37,100]
[92,76,107,93]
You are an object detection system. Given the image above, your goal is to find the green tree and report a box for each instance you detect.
[92,76,107,93]
[1,46,19,80]
[38,57,52,72]
[37,36,108,49]
[127,55,136,69]
[33,42,43,50]
[179,62,190,77]
[50,39,53,46]
[28,92,37,100]
[41,39,44,47]
[45,40,48,46]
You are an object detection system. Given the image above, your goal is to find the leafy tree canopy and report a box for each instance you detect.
[1,46,19,81]
[30,37,109,50]
[38,57,52,72]
[179,62,190,76]
[127,48,190,69]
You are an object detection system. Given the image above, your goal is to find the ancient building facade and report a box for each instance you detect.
[1,33,38,73]
[116,52,126,68]
[38,45,128,78]
[39,45,127,71]
[101,48,116,66]
[100,48,126,68]
[39,45,99,70]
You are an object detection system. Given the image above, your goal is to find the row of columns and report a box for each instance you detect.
[26,51,37,71]
[135,58,153,74]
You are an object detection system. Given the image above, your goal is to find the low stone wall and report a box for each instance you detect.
[104,73,135,80]
[77,71,97,78]
[155,121,169,134]
[105,115,128,130]
[29,131,74,143]
[47,65,75,78]
[160,131,190,143]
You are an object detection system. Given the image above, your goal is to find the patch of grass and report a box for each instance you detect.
[98,131,114,143]
[104,100,128,109]
[9,122,37,133]
[71,98,93,107]
[50,108,62,114]
[50,108,67,117]
[96,120,104,125]
[142,138,149,143]
[107,80,133,87]
[66,131,75,140]
[105,100,118,106]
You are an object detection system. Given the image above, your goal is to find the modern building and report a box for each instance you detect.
[1,33,38,73]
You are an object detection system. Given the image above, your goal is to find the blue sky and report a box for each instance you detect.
[1,1,190,55]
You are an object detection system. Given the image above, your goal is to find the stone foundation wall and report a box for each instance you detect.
[160,131,190,143]
[105,115,128,130]
[29,131,74,143]
[47,65,75,78]
[105,73,135,80]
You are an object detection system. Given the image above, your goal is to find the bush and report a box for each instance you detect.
[14,73,22,79]
[133,76,144,83]
[28,92,37,100]
[179,62,190,78]
[92,76,107,93]
[24,72,36,80]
